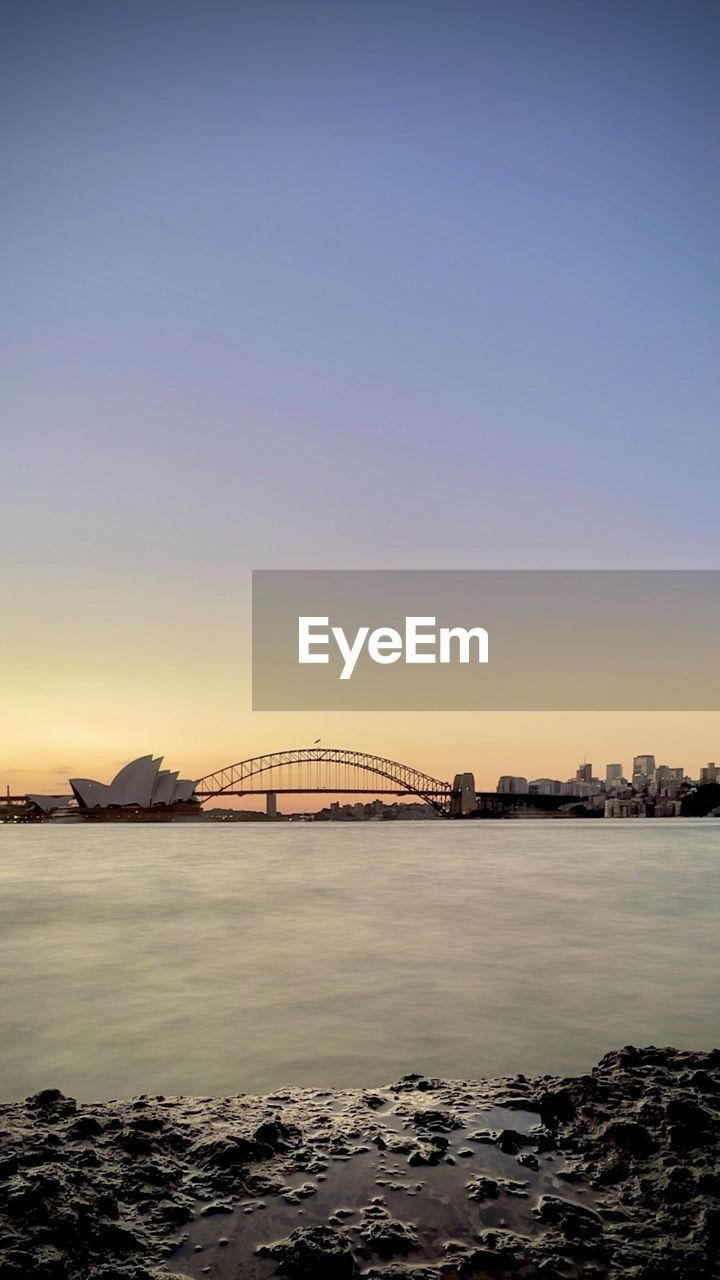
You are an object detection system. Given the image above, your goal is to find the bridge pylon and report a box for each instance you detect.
[450,773,477,817]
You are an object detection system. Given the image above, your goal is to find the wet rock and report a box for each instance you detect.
[407,1141,445,1167]
[600,1119,658,1155]
[364,1267,441,1280]
[666,1097,715,1131]
[199,1200,234,1215]
[465,1175,499,1202]
[25,1090,76,1114]
[535,1195,603,1239]
[497,1128,533,1154]
[462,1228,529,1272]
[361,1215,419,1257]
[254,1117,301,1150]
[1,1047,718,1280]
[467,1174,529,1203]
[394,1074,441,1093]
[517,1152,539,1170]
[687,1070,720,1095]
[411,1109,461,1133]
[193,1133,272,1168]
[703,1206,720,1252]
[91,1221,143,1253]
[257,1224,357,1277]
[69,1115,104,1140]
[156,1199,193,1225]
[539,1087,575,1128]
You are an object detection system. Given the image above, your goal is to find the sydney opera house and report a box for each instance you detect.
[27,756,199,821]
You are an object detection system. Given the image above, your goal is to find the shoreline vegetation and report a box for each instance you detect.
[1,1047,718,1279]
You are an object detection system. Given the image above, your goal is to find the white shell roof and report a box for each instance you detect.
[70,756,197,809]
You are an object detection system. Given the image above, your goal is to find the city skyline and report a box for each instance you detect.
[5,721,718,809]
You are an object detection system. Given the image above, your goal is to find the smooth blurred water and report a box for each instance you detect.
[1,821,718,1101]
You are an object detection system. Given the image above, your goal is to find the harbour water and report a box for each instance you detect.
[1,821,718,1101]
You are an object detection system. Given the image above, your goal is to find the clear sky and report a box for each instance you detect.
[1,1,718,797]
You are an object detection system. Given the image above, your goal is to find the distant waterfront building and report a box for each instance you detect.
[497,776,529,794]
[652,765,686,798]
[529,778,575,796]
[632,754,656,791]
[576,762,593,784]
[605,796,648,818]
[605,763,624,785]
[700,762,719,785]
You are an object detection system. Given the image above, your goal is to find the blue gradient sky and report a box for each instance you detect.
[1,1,718,789]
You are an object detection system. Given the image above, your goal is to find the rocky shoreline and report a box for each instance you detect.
[1,1046,718,1280]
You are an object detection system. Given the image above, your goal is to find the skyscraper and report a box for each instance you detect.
[632,755,656,790]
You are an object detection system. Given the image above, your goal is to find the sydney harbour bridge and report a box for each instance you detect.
[194,747,579,817]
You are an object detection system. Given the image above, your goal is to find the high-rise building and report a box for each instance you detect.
[700,762,718,785]
[606,763,624,784]
[576,762,593,784]
[654,765,685,798]
[632,755,656,790]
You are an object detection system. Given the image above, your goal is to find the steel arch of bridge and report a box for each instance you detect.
[195,748,453,815]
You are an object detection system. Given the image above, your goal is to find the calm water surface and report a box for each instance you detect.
[1,822,718,1101]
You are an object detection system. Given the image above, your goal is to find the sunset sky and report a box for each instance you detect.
[1,1,718,801]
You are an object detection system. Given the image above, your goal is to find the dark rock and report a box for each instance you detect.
[465,1176,499,1202]
[362,1094,386,1110]
[517,1152,539,1170]
[496,1096,539,1112]
[535,1195,603,1240]
[687,1070,720,1094]
[120,1132,155,1156]
[361,1216,418,1257]
[407,1142,445,1167]
[91,1221,143,1253]
[600,1120,658,1155]
[257,1224,357,1277]
[129,1115,163,1134]
[539,1088,575,1127]
[462,1229,529,1272]
[95,1192,119,1218]
[25,1090,75,1113]
[156,1200,193,1225]
[497,1128,532,1154]
[193,1134,272,1169]
[666,1098,714,1131]
[411,1109,461,1133]
[200,1201,234,1216]
[254,1118,300,1151]
[69,1115,105,1140]
[703,1206,720,1252]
